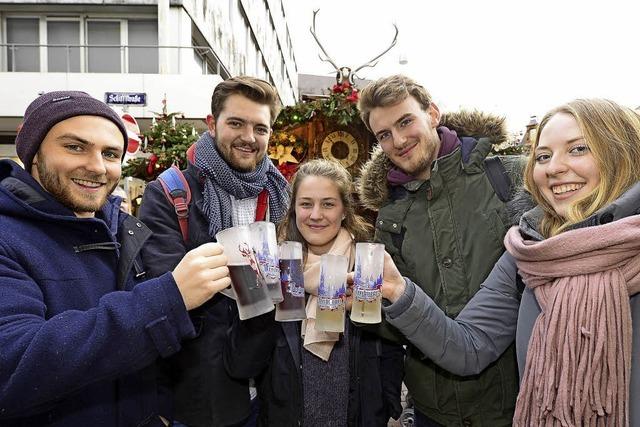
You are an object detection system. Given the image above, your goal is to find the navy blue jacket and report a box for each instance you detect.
[139,162,257,427]
[0,160,195,426]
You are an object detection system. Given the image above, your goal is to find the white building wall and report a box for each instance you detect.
[0,0,299,148]
[182,0,298,104]
[0,72,222,118]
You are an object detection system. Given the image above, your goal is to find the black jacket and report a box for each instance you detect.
[139,162,253,427]
[226,312,405,427]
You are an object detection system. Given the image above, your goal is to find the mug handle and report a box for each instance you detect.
[220,287,236,300]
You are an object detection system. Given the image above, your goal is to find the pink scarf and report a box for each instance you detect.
[505,216,640,426]
[301,228,354,361]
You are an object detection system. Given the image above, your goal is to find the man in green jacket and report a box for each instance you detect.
[357,74,520,426]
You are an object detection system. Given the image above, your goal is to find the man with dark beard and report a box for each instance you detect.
[0,91,232,426]
[139,77,290,427]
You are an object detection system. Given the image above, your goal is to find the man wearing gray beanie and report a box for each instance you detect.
[0,90,233,426]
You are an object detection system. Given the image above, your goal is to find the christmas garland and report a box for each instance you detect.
[122,82,362,182]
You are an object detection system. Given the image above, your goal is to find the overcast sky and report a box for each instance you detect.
[283,0,640,132]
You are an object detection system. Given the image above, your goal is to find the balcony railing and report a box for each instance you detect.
[0,43,229,77]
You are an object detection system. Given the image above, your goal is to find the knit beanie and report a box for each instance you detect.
[15,91,128,171]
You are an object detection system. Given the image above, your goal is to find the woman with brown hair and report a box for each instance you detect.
[228,159,404,427]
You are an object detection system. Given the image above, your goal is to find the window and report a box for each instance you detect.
[87,21,121,73]
[6,18,39,72]
[4,15,159,74]
[128,20,158,73]
[47,21,80,72]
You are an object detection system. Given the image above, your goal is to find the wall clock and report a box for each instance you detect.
[320,130,359,169]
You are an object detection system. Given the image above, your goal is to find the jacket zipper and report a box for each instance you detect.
[425,179,450,311]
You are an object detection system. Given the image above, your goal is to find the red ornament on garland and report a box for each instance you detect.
[277,162,299,182]
[346,89,359,103]
[147,154,158,176]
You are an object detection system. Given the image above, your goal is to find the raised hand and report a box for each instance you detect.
[172,242,231,310]
[380,251,406,303]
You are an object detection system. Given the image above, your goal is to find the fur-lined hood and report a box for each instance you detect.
[357,110,508,211]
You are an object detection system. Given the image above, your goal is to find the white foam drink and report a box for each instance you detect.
[350,243,384,324]
[315,254,348,333]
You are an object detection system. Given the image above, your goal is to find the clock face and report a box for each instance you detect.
[320,130,359,168]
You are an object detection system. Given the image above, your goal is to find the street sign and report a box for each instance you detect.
[105,92,147,106]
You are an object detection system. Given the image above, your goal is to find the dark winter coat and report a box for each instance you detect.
[139,161,272,427]
[225,311,405,427]
[357,111,522,426]
[0,160,195,427]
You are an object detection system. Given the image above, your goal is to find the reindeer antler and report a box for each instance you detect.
[309,9,340,72]
[352,24,399,75]
[238,243,252,258]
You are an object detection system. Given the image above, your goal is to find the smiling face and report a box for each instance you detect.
[207,94,271,172]
[368,96,441,180]
[532,112,600,218]
[32,115,124,218]
[295,175,345,256]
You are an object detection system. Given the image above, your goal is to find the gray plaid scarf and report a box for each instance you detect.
[194,132,290,238]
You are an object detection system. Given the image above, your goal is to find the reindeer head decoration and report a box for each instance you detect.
[310,9,399,86]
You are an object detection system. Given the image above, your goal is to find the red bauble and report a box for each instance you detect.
[147,154,158,176]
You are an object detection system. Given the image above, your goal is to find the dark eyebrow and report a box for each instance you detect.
[56,133,123,153]
[297,197,338,201]
[56,133,93,146]
[226,116,270,129]
[395,113,412,126]
[226,116,246,123]
[374,113,412,139]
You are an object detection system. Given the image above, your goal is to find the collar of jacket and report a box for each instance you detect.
[184,160,207,214]
[357,109,507,211]
[0,159,73,218]
[414,137,491,200]
[0,160,152,289]
[360,137,493,208]
[518,180,640,241]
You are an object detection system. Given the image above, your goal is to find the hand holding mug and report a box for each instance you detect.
[380,251,406,303]
[172,242,231,311]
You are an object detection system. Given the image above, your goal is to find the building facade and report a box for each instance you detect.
[0,0,299,160]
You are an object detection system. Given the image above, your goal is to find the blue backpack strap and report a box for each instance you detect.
[484,155,527,203]
[157,166,191,243]
[484,156,512,203]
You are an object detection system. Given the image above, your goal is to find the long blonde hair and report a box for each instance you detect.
[278,159,372,254]
[524,99,640,237]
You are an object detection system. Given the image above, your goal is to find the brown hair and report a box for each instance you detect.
[278,159,372,253]
[210,76,282,126]
[524,98,640,237]
[358,74,433,132]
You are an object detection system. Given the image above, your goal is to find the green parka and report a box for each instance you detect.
[357,111,522,426]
